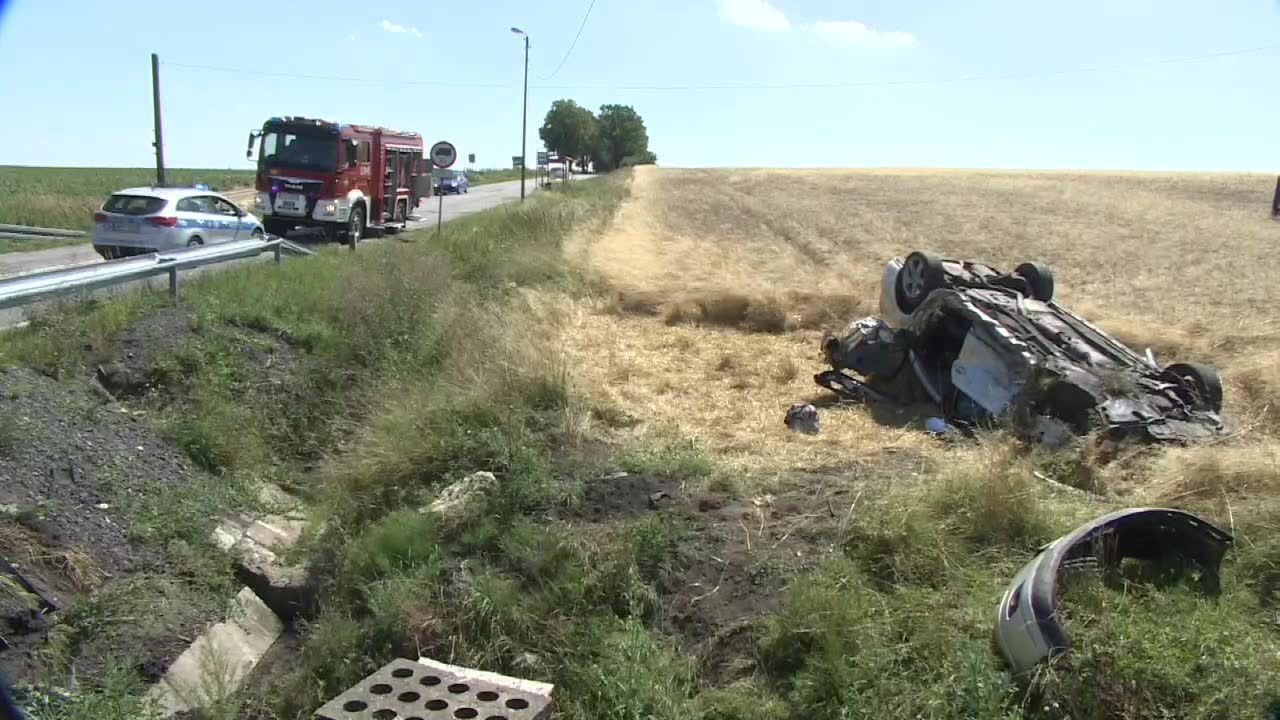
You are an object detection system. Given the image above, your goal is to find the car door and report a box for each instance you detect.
[206,196,242,244]
[174,196,213,246]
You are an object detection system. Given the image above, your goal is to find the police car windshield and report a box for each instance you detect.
[260,131,337,172]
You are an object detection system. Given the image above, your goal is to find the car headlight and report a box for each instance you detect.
[323,202,337,214]
[255,191,269,210]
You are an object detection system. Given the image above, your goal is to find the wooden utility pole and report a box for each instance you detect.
[151,53,166,187]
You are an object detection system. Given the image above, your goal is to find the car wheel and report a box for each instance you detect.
[251,228,264,240]
[1162,362,1223,413]
[187,236,203,248]
[1014,261,1055,302]
[895,251,946,313]
[348,205,365,243]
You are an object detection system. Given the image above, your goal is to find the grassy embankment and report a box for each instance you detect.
[3,174,714,719]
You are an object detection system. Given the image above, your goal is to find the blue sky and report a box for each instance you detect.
[1,0,1278,170]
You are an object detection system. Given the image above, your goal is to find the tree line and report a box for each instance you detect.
[538,100,657,172]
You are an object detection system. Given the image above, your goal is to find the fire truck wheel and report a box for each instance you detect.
[347,205,365,243]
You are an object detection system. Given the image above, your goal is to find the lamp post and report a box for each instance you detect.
[511,27,529,201]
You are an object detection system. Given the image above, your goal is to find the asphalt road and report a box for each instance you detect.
[0,178,540,280]
[0,178,543,328]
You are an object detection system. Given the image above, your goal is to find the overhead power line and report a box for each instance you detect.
[162,60,512,87]
[544,0,598,80]
[165,43,1280,93]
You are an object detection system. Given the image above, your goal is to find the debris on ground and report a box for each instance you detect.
[211,496,312,619]
[817,251,1226,445]
[784,403,820,434]
[423,471,498,517]
[648,490,674,509]
[315,656,554,720]
[923,416,965,443]
[994,507,1232,674]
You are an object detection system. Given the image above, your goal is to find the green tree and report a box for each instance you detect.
[595,104,654,171]
[539,99,597,171]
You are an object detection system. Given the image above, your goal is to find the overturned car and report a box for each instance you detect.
[818,251,1225,443]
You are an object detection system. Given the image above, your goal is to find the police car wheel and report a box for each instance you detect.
[187,237,203,247]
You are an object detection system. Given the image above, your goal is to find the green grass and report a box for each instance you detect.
[4,174,637,717]
[617,438,715,479]
[463,167,525,185]
[0,166,254,237]
[744,444,1280,720]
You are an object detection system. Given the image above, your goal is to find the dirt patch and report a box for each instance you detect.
[563,472,679,522]
[94,307,198,399]
[0,367,205,684]
[660,474,857,683]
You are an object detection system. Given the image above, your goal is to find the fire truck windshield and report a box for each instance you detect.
[259,130,338,172]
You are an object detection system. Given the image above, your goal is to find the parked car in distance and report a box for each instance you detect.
[435,171,470,195]
[93,187,264,260]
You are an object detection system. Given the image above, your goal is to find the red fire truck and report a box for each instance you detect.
[246,117,431,242]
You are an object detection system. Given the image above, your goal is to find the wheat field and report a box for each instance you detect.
[562,166,1280,503]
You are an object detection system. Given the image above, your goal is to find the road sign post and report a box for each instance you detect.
[430,141,458,170]
[431,142,457,235]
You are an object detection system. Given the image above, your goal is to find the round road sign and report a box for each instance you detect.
[430,141,458,169]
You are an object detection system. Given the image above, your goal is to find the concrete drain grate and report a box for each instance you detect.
[315,657,552,720]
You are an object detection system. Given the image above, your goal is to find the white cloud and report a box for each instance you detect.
[379,19,422,37]
[718,0,791,32]
[810,20,917,49]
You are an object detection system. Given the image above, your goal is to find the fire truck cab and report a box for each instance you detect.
[248,117,431,242]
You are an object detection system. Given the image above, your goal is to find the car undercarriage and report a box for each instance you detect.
[817,251,1225,444]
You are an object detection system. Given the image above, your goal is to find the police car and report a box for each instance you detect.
[92,186,265,260]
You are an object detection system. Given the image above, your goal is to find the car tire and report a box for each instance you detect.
[187,236,203,248]
[895,251,946,313]
[1162,362,1223,413]
[347,205,365,243]
[1014,261,1055,302]
[251,228,264,240]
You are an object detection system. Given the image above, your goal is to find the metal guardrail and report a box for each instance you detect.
[0,223,88,243]
[0,236,314,311]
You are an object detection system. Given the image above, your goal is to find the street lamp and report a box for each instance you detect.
[511,27,529,201]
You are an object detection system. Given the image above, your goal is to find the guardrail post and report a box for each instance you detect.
[273,244,282,263]
[168,267,180,305]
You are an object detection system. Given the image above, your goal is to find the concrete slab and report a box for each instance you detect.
[314,656,554,720]
[211,512,312,619]
[146,588,284,717]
